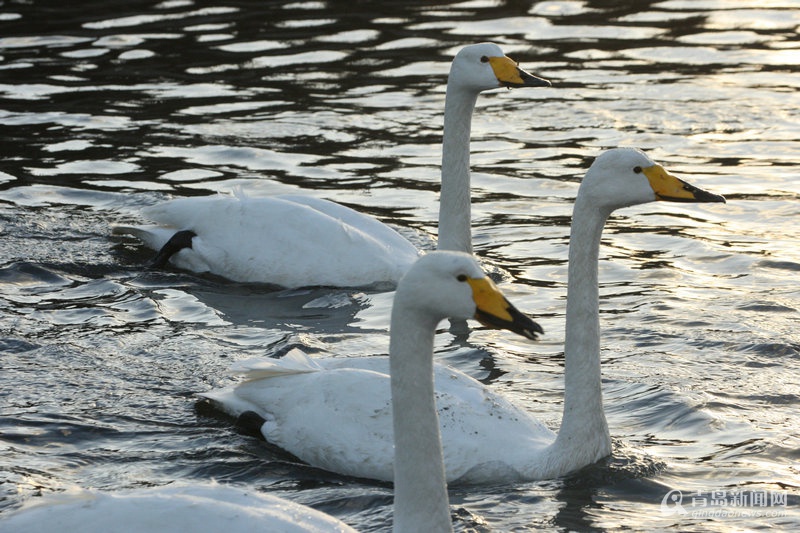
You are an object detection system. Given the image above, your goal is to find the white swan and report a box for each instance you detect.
[113,43,551,288]
[201,148,725,485]
[0,483,356,533]
[0,253,541,533]
[201,251,542,486]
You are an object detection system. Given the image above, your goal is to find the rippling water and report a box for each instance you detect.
[1,1,799,531]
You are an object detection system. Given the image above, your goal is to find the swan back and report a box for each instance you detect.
[126,194,419,287]
[0,484,356,532]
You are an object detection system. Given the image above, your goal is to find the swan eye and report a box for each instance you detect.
[633,166,643,174]
[480,55,489,63]
[457,274,468,282]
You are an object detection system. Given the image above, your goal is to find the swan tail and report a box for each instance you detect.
[113,225,197,269]
[112,224,177,251]
[229,348,323,381]
[149,230,197,268]
[234,411,269,440]
[198,349,322,419]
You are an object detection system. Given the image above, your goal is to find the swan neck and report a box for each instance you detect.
[389,296,453,533]
[555,196,611,452]
[438,84,477,254]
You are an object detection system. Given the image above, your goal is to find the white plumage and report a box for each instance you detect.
[0,483,357,533]
[202,348,553,484]
[202,149,725,485]
[113,43,550,288]
[115,194,418,288]
[2,252,542,533]
[206,250,544,532]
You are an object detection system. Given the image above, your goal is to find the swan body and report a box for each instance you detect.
[2,253,542,533]
[114,194,419,288]
[205,251,541,531]
[113,43,550,288]
[0,483,356,533]
[203,149,725,486]
[202,347,551,484]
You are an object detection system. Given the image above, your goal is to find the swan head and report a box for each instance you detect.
[449,42,551,92]
[579,148,726,211]
[397,251,543,340]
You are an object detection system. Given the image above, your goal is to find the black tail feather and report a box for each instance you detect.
[235,410,268,441]
[149,230,196,269]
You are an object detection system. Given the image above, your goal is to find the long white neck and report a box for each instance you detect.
[389,296,453,533]
[437,81,478,254]
[546,194,612,473]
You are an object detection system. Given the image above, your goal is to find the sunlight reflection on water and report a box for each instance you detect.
[0,0,798,531]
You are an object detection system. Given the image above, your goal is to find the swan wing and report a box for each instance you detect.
[201,354,555,484]
[278,194,417,254]
[202,363,398,482]
[115,195,419,287]
[433,371,555,483]
[230,348,324,379]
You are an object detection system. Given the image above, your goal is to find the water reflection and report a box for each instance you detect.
[2,0,799,530]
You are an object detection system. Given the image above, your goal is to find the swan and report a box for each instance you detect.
[201,251,543,488]
[202,251,542,531]
[112,43,551,288]
[0,483,357,533]
[201,148,725,485]
[1,253,540,533]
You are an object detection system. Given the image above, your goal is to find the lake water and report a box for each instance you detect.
[1,0,799,531]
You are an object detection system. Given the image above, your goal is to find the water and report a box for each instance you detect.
[1,0,799,530]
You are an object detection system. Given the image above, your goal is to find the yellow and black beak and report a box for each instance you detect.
[467,276,543,340]
[487,55,551,88]
[643,165,726,203]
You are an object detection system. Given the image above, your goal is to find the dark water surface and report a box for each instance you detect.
[1,0,799,531]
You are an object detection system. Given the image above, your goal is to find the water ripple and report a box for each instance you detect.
[1,0,799,530]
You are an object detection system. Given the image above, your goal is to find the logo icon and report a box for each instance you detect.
[661,489,687,515]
